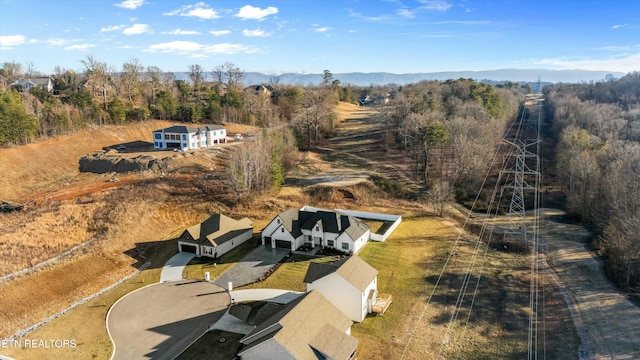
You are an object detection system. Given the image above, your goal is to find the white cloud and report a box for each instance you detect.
[145,40,257,55]
[45,38,69,46]
[235,5,278,21]
[611,24,629,29]
[397,8,416,18]
[418,0,452,11]
[0,34,26,48]
[532,51,640,73]
[161,29,201,35]
[101,24,126,32]
[114,0,144,10]
[64,44,96,51]
[123,23,152,35]
[315,27,331,33]
[209,30,231,36]
[242,29,270,37]
[164,2,221,19]
[204,43,258,54]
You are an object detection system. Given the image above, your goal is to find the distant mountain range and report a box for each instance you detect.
[174,68,627,87]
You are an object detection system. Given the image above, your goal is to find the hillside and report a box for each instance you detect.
[0,120,175,201]
[174,69,627,86]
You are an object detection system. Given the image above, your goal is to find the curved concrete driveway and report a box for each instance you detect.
[107,280,228,360]
[160,252,195,282]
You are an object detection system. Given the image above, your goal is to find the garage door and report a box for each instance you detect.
[181,244,198,254]
[275,240,291,250]
[264,236,272,247]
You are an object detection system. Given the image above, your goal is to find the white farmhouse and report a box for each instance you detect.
[304,255,378,322]
[261,208,370,253]
[152,125,226,151]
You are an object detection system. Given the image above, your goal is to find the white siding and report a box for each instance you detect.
[307,273,366,322]
[212,229,253,257]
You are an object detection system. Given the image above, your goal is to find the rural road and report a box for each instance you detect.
[542,210,640,359]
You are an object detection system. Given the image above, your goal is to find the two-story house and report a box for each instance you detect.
[152,125,226,151]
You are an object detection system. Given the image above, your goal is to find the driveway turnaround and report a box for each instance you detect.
[213,247,290,288]
[107,280,228,360]
[160,252,195,282]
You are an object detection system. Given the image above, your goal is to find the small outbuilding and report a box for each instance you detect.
[177,214,253,258]
[304,255,379,322]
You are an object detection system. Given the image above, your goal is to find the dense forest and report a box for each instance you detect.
[544,72,640,292]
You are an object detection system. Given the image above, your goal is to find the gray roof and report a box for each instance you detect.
[277,208,370,241]
[304,255,378,292]
[239,291,357,360]
[179,214,252,247]
[153,124,225,134]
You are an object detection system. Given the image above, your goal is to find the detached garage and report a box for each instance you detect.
[177,214,253,258]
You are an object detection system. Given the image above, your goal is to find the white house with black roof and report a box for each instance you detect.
[152,125,226,151]
[260,207,370,253]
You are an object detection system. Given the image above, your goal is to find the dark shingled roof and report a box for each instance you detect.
[277,208,370,242]
[153,124,225,134]
[304,255,378,292]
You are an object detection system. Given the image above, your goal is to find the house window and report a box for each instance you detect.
[342,243,349,251]
[315,226,319,231]
[281,228,285,233]
[213,131,217,135]
[182,134,187,140]
[327,240,334,247]
[277,219,281,224]
[154,133,162,139]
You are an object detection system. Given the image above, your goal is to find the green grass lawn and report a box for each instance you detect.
[239,254,336,292]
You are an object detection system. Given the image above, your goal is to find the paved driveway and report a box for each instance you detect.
[107,280,228,360]
[160,252,195,282]
[213,247,289,288]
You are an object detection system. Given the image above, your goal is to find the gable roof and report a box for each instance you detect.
[275,208,370,241]
[153,124,225,134]
[239,291,357,360]
[180,214,252,247]
[304,255,378,292]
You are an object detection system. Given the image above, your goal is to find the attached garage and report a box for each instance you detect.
[180,243,198,254]
[275,240,291,250]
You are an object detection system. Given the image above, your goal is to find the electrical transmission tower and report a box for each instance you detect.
[500,90,544,360]
[501,139,540,247]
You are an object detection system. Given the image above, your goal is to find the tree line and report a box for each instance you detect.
[544,72,640,292]
[0,57,341,147]
[377,78,524,211]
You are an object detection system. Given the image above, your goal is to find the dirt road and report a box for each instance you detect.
[542,209,640,359]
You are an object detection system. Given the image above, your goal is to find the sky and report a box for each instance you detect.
[0,0,639,76]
